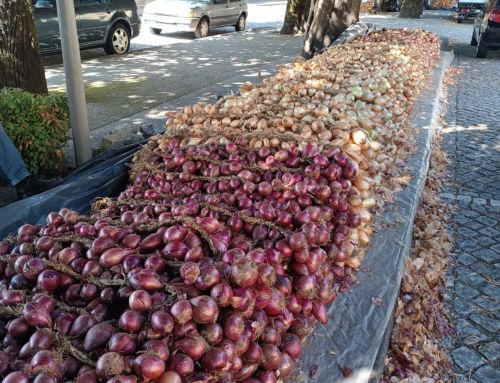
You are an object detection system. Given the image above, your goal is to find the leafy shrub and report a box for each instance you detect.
[0,88,70,176]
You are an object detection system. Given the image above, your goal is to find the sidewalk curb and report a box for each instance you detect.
[296,50,454,383]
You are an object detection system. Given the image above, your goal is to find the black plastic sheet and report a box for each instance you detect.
[0,142,144,239]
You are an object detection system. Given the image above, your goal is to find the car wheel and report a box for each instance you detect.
[235,14,246,32]
[195,18,209,38]
[475,37,488,58]
[104,23,130,55]
[471,30,477,46]
[150,27,162,35]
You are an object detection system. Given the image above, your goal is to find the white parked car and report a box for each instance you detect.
[143,0,248,38]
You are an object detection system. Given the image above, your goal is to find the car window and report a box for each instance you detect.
[213,0,228,4]
[229,0,241,2]
[79,0,103,5]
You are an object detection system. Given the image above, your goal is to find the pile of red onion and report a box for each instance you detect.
[0,139,364,382]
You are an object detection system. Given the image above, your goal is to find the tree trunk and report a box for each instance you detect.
[302,0,362,59]
[281,0,311,35]
[399,0,424,18]
[0,0,48,94]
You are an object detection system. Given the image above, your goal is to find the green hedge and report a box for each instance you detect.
[0,88,70,176]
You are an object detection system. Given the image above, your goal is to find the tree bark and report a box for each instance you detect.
[399,0,424,18]
[302,0,362,59]
[281,0,311,35]
[0,0,48,94]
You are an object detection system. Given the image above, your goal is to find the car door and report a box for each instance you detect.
[227,0,243,25]
[77,0,113,45]
[33,0,60,53]
[210,0,229,27]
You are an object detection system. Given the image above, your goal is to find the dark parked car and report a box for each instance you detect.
[471,0,500,57]
[33,0,141,55]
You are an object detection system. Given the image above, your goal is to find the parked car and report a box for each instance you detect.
[142,0,248,38]
[33,0,141,55]
[471,0,500,57]
[452,0,486,22]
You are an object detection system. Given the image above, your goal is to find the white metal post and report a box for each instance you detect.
[55,0,92,165]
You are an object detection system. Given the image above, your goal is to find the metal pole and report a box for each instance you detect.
[55,0,92,165]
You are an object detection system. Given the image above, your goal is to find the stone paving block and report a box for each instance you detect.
[471,262,500,278]
[457,253,477,266]
[452,299,477,317]
[478,226,500,237]
[478,342,500,362]
[469,312,500,333]
[457,239,481,252]
[454,282,481,300]
[476,216,497,227]
[491,243,500,254]
[461,271,487,287]
[481,284,500,300]
[472,365,500,383]
[455,318,489,345]
[451,346,485,372]
[473,249,499,263]
[473,296,499,313]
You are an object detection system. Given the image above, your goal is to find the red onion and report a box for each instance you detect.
[195,266,221,291]
[256,263,276,287]
[96,352,125,380]
[118,310,144,334]
[256,370,277,383]
[108,332,136,355]
[84,323,116,352]
[190,296,219,324]
[129,290,152,312]
[68,314,98,338]
[37,270,61,293]
[263,289,285,317]
[280,333,302,361]
[170,300,193,324]
[223,313,245,342]
[133,353,165,380]
[142,340,170,361]
[169,353,194,378]
[210,283,233,307]
[233,363,258,381]
[276,351,294,378]
[180,262,200,284]
[200,347,228,373]
[261,344,282,370]
[30,350,63,378]
[230,258,258,287]
[3,372,29,383]
[200,323,223,345]
[242,342,263,364]
[155,371,183,383]
[174,330,207,360]
[100,248,132,267]
[151,311,174,335]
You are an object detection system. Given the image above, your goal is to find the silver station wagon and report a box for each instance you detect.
[143,0,248,38]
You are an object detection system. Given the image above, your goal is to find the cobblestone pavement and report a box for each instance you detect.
[441,44,500,382]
